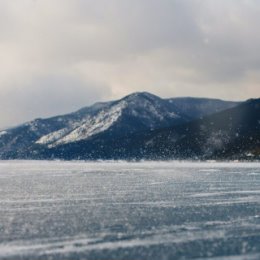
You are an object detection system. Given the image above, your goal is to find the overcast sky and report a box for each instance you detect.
[0,0,260,128]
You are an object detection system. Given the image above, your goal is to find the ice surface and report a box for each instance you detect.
[0,161,260,260]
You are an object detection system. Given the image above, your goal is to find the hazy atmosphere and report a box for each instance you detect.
[1,2,260,259]
[1,0,260,128]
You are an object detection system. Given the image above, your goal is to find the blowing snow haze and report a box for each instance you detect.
[0,0,260,129]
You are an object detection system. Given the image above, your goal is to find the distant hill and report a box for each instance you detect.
[31,98,259,161]
[131,98,260,160]
[0,92,245,160]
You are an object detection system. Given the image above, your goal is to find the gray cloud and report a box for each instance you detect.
[0,0,260,128]
[0,75,111,128]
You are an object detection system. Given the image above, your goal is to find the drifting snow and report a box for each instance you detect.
[0,161,259,260]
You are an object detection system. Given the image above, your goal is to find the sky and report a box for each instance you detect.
[0,0,260,128]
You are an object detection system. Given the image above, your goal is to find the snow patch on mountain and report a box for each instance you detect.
[54,101,127,146]
[37,101,127,147]
[36,127,76,145]
[0,131,7,137]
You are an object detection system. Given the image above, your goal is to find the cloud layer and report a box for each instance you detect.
[0,0,260,128]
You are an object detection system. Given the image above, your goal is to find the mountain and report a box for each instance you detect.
[32,93,240,148]
[34,98,259,161]
[132,98,260,160]
[0,92,241,159]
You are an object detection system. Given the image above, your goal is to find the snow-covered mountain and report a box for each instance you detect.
[33,92,185,147]
[121,98,260,160]
[40,98,260,161]
[0,92,240,158]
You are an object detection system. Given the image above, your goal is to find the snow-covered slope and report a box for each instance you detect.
[36,92,183,147]
[37,101,128,146]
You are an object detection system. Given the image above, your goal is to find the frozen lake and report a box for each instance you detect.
[0,161,260,260]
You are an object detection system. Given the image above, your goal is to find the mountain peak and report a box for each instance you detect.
[122,92,160,102]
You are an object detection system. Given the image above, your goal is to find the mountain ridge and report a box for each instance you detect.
[0,92,247,160]
[34,98,259,161]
